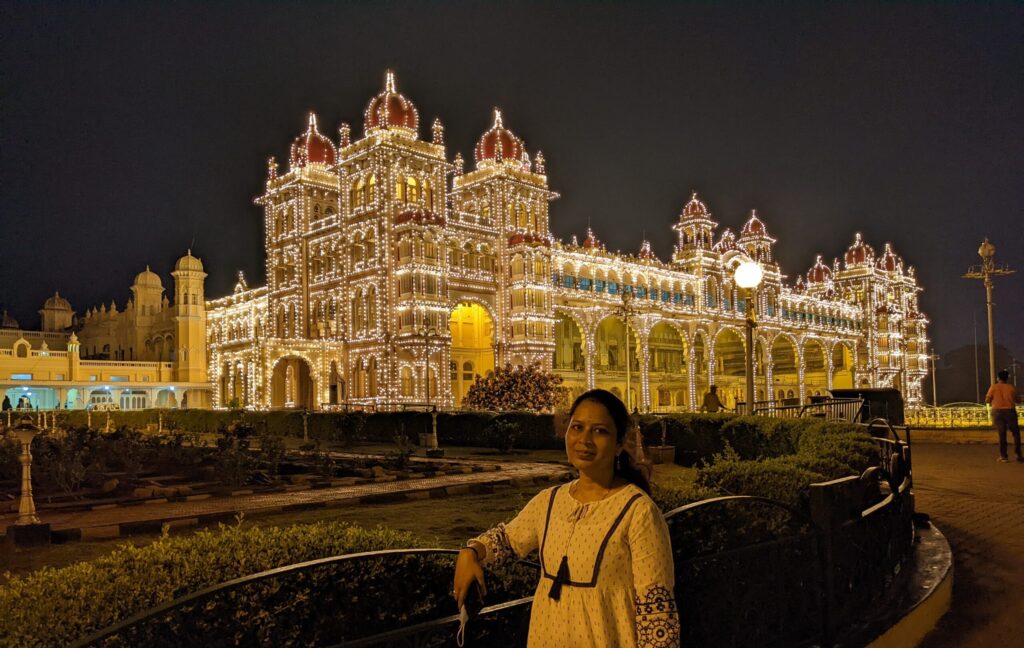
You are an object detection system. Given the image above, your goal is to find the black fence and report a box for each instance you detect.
[72,424,915,648]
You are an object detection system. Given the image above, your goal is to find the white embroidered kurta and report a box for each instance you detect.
[473,481,680,648]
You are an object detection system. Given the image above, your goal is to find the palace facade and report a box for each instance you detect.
[206,71,930,412]
[0,253,211,410]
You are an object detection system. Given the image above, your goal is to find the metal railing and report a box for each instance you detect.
[752,397,864,423]
[71,549,537,648]
[905,404,1024,428]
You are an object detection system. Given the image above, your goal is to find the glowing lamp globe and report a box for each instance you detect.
[735,261,764,289]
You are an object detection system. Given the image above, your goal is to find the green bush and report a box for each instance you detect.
[696,453,826,509]
[0,522,418,648]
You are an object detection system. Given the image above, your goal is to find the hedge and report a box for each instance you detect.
[56,409,562,450]
[0,520,535,648]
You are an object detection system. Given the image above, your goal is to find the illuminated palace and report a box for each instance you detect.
[207,71,930,412]
[0,253,210,410]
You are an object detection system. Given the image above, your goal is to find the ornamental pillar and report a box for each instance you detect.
[584,328,597,390]
[798,350,807,405]
[687,356,697,412]
[639,345,651,413]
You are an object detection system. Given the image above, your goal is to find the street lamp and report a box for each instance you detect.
[734,259,764,415]
[615,291,638,411]
[963,238,1015,386]
[419,326,441,408]
[5,415,51,547]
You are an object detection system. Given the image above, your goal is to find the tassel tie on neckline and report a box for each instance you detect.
[549,555,571,601]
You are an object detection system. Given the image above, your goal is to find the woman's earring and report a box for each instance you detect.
[615,453,622,472]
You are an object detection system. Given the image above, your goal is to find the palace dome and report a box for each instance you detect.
[175,250,204,273]
[844,232,874,267]
[680,192,710,220]
[364,70,419,134]
[740,209,770,237]
[712,228,737,253]
[289,112,337,168]
[133,266,163,289]
[877,243,902,272]
[43,291,72,311]
[807,255,832,283]
[474,109,527,169]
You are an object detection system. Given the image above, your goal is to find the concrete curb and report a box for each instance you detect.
[851,522,954,648]
[42,470,572,544]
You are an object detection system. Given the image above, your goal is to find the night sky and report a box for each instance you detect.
[2,1,1022,363]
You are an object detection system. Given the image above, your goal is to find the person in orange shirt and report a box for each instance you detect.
[985,370,1022,463]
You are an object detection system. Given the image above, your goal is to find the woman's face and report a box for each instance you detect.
[565,399,622,474]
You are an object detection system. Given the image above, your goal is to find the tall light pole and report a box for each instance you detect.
[419,326,440,408]
[928,352,940,406]
[735,260,764,415]
[963,238,1015,387]
[616,291,638,411]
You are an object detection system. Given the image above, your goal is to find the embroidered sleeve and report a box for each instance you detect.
[470,487,551,566]
[635,585,680,648]
[472,523,516,566]
[629,497,680,647]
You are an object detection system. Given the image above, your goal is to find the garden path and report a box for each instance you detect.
[0,459,570,537]
[913,443,1024,648]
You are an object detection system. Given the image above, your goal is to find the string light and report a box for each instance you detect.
[201,70,930,412]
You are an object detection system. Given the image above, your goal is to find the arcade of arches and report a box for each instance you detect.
[553,313,858,412]
[271,357,315,409]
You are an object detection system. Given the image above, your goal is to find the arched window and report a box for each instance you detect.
[406,176,419,203]
[351,178,365,209]
[365,229,376,260]
[366,286,377,329]
[422,179,432,209]
[366,174,375,204]
[395,178,405,201]
[400,367,413,397]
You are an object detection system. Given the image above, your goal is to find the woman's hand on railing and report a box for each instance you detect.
[453,546,487,609]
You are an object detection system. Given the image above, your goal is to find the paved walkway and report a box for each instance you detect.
[912,443,1024,648]
[0,460,570,538]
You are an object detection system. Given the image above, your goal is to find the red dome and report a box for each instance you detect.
[289,113,337,168]
[680,191,710,220]
[844,232,875,267]
[639,240,656,260]
[793,276,807,293]
[807,254,833,283]
[364,70,419,134]
[582,227,601,250]
[740,209,770,237]
[712,228,737,253]
[474,109,527,169]
[877,243,903,272]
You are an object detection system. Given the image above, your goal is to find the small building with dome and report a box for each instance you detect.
[0,252,211,411]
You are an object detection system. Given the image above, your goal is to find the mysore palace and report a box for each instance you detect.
[0,71,931,413]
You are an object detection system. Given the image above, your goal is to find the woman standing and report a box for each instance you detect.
[453,389,679,647]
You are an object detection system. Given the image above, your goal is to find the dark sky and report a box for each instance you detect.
[2,1,1022,364]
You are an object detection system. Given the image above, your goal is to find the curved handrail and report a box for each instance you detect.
[334,596,534,648]
[70,548,462,648]
[664,494,807,522]
[864,417,905,444]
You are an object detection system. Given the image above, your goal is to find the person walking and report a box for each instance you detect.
[986,370,1022,463]
[452,389,679,647]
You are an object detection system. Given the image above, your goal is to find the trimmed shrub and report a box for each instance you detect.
[696,453,826,509]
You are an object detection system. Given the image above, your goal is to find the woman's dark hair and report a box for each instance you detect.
[568,389,651,495]
[998,369,1010,382]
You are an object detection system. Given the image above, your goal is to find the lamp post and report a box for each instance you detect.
[735,260,764,415]
[6,415,51,547]
[616,291,638,411]
[963,238,1015,386]
[928,352,940,406]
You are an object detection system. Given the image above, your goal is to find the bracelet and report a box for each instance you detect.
[462,543,484,561]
